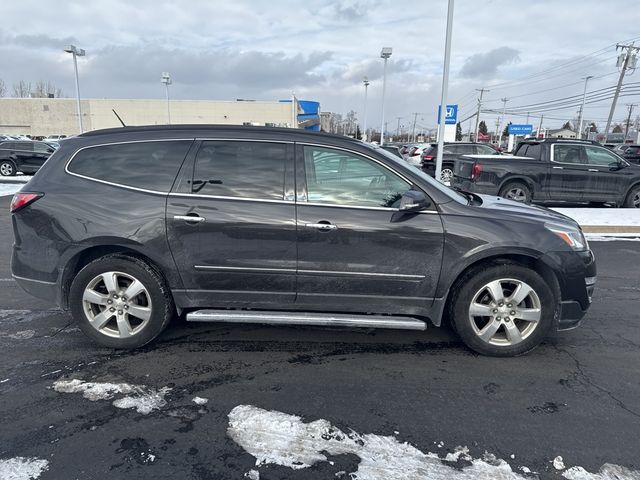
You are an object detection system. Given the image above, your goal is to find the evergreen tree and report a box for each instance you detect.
[478,120,488,135]
[612,124,623,133]
[455,122,462,141]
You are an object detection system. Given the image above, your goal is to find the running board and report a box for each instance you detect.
[186,310,427,331]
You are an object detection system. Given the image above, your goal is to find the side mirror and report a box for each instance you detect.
[609,161,625,171]
[399,189,431,212]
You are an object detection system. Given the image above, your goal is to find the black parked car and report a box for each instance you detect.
[420,142,500,183]
[452,138,640,207]
[11,125,596,356]
[0,140,56,176]
[622,145,640,164]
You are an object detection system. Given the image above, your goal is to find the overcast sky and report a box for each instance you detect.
[1,0,639,131]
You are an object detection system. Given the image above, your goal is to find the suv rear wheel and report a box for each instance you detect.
[0,160,16,176]
[450,264,555,356]
[624,185,640,208]
[69,254,175,348]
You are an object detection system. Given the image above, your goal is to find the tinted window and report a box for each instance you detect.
[585,146,620,166]
[14,142,33,151]
[520,143,540,158]
[303,146,410,208]
[69,140,191,191]
[553,145,584,164]
[476,144,497,155]
[193,141,286,200]
[34,142,54,153]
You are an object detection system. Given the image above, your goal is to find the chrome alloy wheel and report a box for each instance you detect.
[633,191,640,208]
[505,187,527,202]
[0,162,14,176]
[82,271,152,338]
[441,168,454,184]
[468,278,542,346]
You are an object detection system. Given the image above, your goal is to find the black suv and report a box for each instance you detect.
[0,140,56,176]
[11,125,596,356]
[420,142,499,183]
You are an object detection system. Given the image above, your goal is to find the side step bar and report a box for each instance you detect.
[186,310,427,331]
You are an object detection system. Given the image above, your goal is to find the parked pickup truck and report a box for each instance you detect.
[451,138,640,207]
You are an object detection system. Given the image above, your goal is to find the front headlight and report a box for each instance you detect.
[545,223,588,250]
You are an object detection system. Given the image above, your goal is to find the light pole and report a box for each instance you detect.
[435,0,454,182]
[379,47,392,145]
[161,72,172,124]
[577,76,593,140]
[362,77,370,141]
[64,45,86,133]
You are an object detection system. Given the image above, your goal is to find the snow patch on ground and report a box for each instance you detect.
[227,405,530,479]
[552,208,640,226]
[554,456,566,470]
[586,235,640,242]
[53,379,171,415]
[563,464,640,480]
[0,457,49,479]
[228,405,640,480]
[192,396,209,405]
[0,183,21,197]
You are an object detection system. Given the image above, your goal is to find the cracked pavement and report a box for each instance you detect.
[0,195,639,479]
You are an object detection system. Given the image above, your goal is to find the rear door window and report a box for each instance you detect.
[553,145,584,164]
[192,141,286,200]
[68,140,192,192]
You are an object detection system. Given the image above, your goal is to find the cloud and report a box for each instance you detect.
[340,57,415,83]
[0,31,80,50]
[459,47,520,79]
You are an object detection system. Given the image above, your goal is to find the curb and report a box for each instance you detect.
[581,225,640,234]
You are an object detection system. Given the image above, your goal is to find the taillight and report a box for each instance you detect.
[10,192,43,213]
[471,163,483,181]
[421,154,434,161]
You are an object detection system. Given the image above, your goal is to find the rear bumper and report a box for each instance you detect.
[12,274,61,306]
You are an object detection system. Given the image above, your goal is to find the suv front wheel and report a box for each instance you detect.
[450,264,555,356]
[69,254,175,348]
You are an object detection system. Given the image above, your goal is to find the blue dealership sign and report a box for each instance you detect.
[437,104,458,125]
[508,124,534,135]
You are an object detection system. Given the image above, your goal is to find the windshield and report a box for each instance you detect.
[364,143,468,204]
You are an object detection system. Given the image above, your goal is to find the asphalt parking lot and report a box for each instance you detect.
[0,194,639,479]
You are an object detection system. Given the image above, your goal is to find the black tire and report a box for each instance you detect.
[499,182,531,204]
[0,160,17,177]
[449,263,555,357]
[69,254,175,349]
[623,185,640,208]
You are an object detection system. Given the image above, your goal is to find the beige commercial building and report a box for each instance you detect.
[0,98,296,137]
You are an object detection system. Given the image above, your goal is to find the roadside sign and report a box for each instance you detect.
[508,124,533,135]
[437,104,458,125]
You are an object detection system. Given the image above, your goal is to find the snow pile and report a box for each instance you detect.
[552,208,640,227]
[192,396,209,405]
[0,457,48,480]
[563,464,640,480]
[228,405,530,479]
[228,405,640,480]
[0,184,23,197]
[53,379,171,414]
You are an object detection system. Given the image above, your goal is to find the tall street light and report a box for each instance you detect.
[435,0,454,183]
[64,45,86,133]
[362,77,370,142]
[379,47,392,146]
[577,75,593,139]
[161,72,172,124]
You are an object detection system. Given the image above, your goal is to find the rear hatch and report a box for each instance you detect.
[453,155,476,179]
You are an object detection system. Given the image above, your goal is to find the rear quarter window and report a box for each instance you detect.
[68,140,192,192]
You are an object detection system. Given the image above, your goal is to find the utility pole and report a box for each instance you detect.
[411,112,420,142]
[525,112,530,124]
[537,114,544,139]
[396,116,402,139]
[496,97,508,144]
[379,47,393,145]
[362,77,370,141]
[605,43,640,137]
[494,119,500,144]
[474,88,488,142]
[625,104,636,140]
[577,76,594,140]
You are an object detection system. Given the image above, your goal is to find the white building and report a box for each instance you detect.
[0,98,296,137]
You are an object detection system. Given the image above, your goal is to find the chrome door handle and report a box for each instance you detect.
[588,169,599,172]
[173,215,205,223]
[552,166,564,170]
[305,223,338,231]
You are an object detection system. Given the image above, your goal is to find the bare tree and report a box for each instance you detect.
[32,80,64,98]
[0,79,6,97]
[12,80,32,98]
